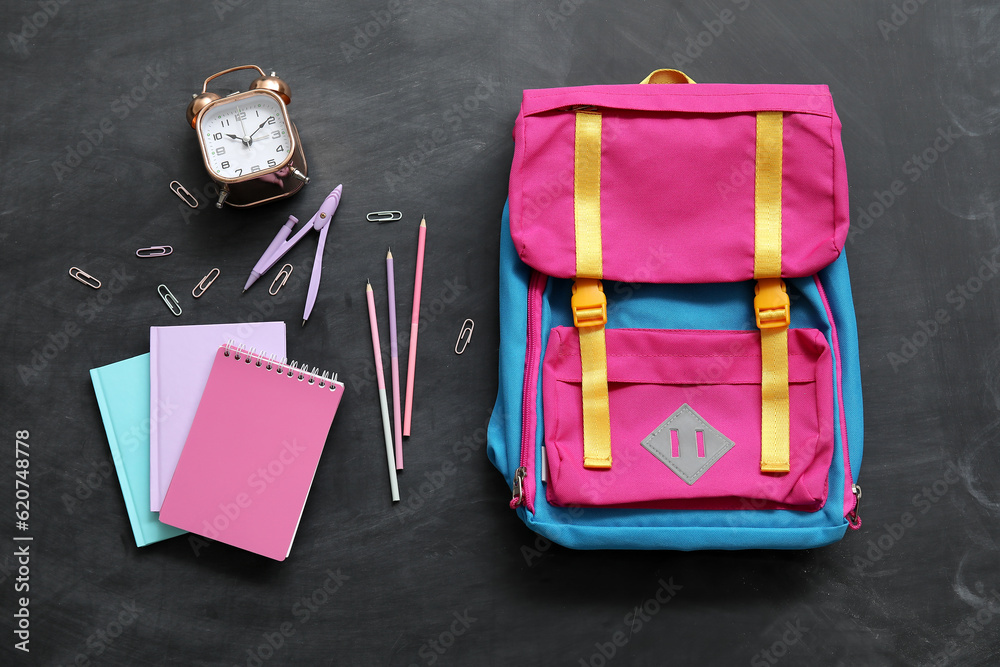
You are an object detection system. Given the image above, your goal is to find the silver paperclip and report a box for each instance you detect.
[170,181,199,208]
[68,267,101,289]
[269,263,293,295]
[136,245,173,258]
[192,268,220,298]
[157,284,182,316]
[367,211,402,223]
[455,318,475,354]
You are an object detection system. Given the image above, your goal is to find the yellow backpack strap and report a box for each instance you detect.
[572,69,694,471]
[753,111,791,473]
[573,110,612,469]
[640,69,696,84]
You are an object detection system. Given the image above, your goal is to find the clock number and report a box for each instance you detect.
[221,161,230,169]
[267,117,276,125]
[221,119,230,127]
[251,165,261,173]
[267,159,277,167]
[271,130,281,139]
[216,146,226,155]
[235,111,246,121]
[276,145,284,152]
[213,132,222,140]
[235,168,243,176]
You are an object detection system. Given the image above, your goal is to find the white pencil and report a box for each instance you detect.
[366,281,399,502]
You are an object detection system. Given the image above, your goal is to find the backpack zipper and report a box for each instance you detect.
[511,270,547,509]
[847,484,862,529]
[812,275,860,528]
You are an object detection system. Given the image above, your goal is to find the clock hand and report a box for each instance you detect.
[248,117,274,142]
[237,108,252,144]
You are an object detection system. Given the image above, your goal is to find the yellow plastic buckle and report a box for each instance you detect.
[571,278,607,327]
[754,278,790,329]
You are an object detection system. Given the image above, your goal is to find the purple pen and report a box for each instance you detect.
[244,215,297,292]
[387,248,403,469]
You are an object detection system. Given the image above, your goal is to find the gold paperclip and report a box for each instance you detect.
[157,284,182,316]
[367,211,402,223]
[170,181,199,208]
[269,263,293,295]
[136,245,173,258]
[455,318,475,354]
[69,267,101,289]
[192,268,220,298]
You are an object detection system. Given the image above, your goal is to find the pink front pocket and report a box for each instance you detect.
[542,327,834,511]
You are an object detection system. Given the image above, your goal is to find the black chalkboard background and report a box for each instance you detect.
[2,1,999,666]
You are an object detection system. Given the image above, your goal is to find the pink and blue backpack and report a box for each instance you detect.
[488,70,863,549]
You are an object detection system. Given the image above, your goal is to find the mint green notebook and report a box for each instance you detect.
[90,354,186,547]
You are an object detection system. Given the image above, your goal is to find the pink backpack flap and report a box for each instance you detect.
[508,82,850,283]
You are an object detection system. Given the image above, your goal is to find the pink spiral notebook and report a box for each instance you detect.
[158,343,344,561]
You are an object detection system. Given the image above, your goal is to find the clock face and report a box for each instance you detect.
[198,92,292,181]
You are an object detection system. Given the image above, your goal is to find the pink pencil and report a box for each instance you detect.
[367,281,399,502]
[403,217,426,436]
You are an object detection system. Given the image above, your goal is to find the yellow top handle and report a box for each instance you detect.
[640,69,695,84]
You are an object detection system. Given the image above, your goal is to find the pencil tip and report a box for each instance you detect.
[387,248,392,258]
[420,217,426,227]
[301,319,307,327]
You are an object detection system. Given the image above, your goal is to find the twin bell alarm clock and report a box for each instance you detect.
[186,65,309,208]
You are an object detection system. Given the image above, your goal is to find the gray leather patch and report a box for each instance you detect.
[640,403,734,485]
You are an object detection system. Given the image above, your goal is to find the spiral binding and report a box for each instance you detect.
[222,340,340,391]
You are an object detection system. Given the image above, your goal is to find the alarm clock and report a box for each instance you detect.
[185,65,309,208]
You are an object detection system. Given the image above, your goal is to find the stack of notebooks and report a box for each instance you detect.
[90,322,344,561]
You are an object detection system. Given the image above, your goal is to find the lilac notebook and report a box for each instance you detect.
[149,322,286,511]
